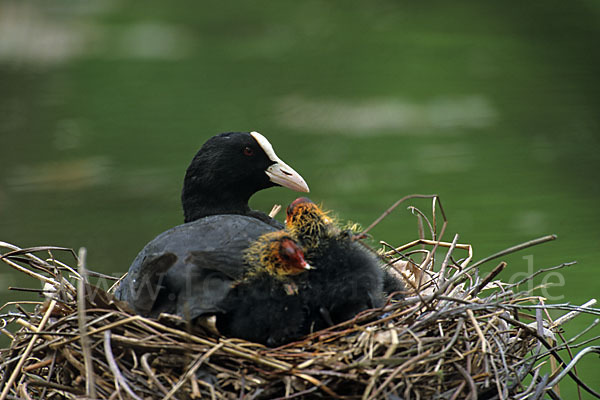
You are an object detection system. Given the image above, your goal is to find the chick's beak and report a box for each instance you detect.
[289,258,314,275]
[301,261,314,271]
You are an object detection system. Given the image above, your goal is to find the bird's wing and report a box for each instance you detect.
[185,250,246,280]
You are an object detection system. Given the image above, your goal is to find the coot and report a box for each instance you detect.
[188,231,312,347]
[286,198,400,330]
[115,132,309,317]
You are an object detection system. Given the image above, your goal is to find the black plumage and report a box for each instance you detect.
[285,198,403,330]
[116,215,278,318]
[115,132,309,318]
[182,131,309,226]
[188,231,312,347]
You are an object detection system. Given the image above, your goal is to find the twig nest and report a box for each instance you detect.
[1,197,598,399]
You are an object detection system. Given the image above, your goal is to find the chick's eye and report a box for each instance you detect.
[243,146,254,156]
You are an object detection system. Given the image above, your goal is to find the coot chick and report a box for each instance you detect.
[188,231,312,347]
[286,198,399,330]
[115,132,309,317]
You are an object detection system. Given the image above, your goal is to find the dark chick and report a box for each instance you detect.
[115,132,309,318]
[188,231,312,347]
[286,198,401,331]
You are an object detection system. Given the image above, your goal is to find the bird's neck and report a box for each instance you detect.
[182,189,251,223]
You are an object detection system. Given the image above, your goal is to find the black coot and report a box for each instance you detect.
[188,231,312,347]
[285,198,402,330]
[115,132,309,318]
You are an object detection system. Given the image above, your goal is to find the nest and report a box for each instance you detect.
[1,195,599,400]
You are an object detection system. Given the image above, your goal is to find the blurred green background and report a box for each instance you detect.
[1,0,598,396]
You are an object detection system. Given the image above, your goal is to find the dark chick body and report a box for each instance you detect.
[115,132,309,318]
[303,234,385,330]
[286,198,402,331]
[188,231,311,347]
[215,271,306,347]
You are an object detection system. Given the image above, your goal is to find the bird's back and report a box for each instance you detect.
[115,215,278,318]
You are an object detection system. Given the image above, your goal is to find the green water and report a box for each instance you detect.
[1,1,599,397]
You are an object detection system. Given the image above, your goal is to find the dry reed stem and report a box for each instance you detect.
[76,247,96,399]
[0,299,56,400]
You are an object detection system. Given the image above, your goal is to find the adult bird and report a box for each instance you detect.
[115,132,309,318]
[188,231,312,347]
[285,197,403,331]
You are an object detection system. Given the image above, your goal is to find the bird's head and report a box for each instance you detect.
[244,231,313,277]
[285,197,337,249]
[182,132,309,222]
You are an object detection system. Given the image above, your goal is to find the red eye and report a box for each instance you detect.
[243,146,254,156]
